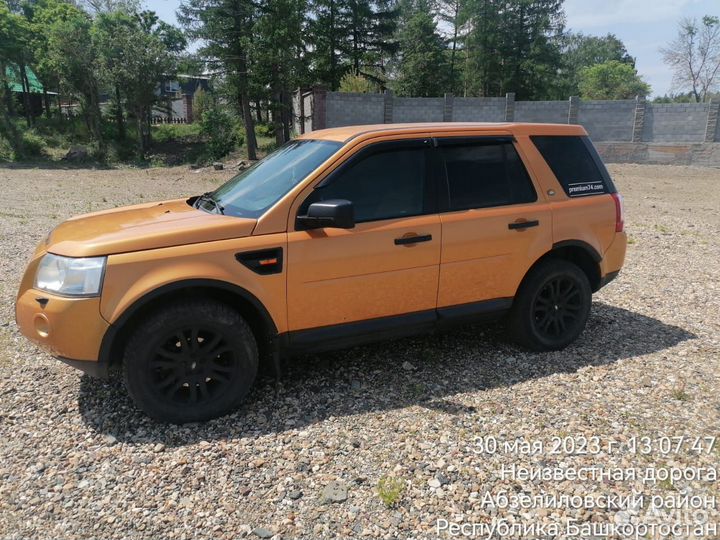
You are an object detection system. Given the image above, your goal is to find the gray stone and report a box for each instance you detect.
[101,434,117,445]
[213,162,224,170]
[252,527,274,539]
[321,481,348,504]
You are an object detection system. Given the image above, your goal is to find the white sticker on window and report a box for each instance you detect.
[567,180,605,197]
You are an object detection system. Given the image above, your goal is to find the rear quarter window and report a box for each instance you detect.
[531,135,617,197]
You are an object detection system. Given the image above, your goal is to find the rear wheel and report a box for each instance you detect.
[123,299,258,423]
[509,259,592,351]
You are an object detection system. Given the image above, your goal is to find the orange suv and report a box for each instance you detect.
[16,123,626,423]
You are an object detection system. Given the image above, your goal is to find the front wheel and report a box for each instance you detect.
[509,259,592,351]
[123,299,258,423]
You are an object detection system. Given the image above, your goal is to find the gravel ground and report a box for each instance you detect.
[0,162,718,540]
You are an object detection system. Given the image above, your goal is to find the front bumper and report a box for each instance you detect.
[15,288,110,370]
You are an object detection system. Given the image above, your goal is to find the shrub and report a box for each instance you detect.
[152,123,202,144]
[18,131,46,159]
[200,105,239,161]
[339,73,374,93]
[0,135,13,162]
[193,88,211,122]
[255,122,275,138]
[377,476,405,508]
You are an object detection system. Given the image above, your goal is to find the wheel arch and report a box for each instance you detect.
[99,279,278,370]
[521,240,602,294]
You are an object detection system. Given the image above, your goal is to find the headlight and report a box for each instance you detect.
[35,254,106,297]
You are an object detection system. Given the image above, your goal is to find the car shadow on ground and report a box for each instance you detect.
[78,301,696,446]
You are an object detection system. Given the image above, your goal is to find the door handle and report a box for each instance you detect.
[508,220,539,230]
[394,234,432,246]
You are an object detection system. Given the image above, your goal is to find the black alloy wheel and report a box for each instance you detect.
[508,259,592,351]
[531,276,584,340]
[150,327,239,406]
[123,299,258,423]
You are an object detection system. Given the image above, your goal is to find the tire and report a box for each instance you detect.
[123,299,258,423]
[509,258,592,351]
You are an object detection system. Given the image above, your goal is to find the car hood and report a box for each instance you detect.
[45,198,257,257]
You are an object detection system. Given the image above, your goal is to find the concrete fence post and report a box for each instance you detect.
[632,96,646,143]
[311,85,327,131]
[568,96,579,124]
[505,93,516,122]
[296,88,305,134]
[444,93,454,122]
[705,99,719,142]
[383,90,394,123]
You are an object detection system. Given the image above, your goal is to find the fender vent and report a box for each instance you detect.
[235,248,283,275]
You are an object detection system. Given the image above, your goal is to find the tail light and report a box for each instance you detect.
[611,193,624,232]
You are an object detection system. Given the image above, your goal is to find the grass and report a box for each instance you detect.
[670,380,691,402]
[657,478,674,491]
[151,123,202,144]
[377,476,405,508]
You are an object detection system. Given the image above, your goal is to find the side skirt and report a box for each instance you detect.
[279,297,513,356]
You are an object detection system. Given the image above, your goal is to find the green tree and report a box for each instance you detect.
[0,2,34,126]
[253,0,307,145]
[43,2,105,154]
[433,0,463,92]
[578,60,651,100]
[179,0,259,159]
[200,101,239,160]
[394,0,449,96]
[94,10,179,156]
[309,0,397,90]
[308,0,348,90]
[460,0,502,96]
[0,2,27,152]
[346,0,398,83]
[560,32,634,96]
[461,0,565,99]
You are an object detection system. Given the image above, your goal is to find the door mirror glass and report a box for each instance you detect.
[297,199,355,230]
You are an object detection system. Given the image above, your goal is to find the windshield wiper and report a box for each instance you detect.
[195,192,225,215]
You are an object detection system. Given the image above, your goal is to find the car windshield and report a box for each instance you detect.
[198,139,342,218]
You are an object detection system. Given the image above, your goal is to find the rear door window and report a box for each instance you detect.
[531,135,617,197]
[437,139,537,211]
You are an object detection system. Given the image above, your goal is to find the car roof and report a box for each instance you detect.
[296,122,588,143]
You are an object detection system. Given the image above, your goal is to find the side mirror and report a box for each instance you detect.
[297,199,355,230]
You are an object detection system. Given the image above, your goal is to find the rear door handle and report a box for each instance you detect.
[508,220,539,230]
[395,234,432,245]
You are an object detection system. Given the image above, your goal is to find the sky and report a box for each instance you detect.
[147,0,720,98]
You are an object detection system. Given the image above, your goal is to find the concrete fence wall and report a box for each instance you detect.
[577,100,636,142]
[294,88,720,165]
[514,100,569,124]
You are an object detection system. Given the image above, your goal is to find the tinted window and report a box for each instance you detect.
[531,135,617,197]
[440,142,537,211]
[302,147,427,223]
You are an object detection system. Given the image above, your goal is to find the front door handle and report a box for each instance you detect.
[508,220,539,230]
[395,234,432,246]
